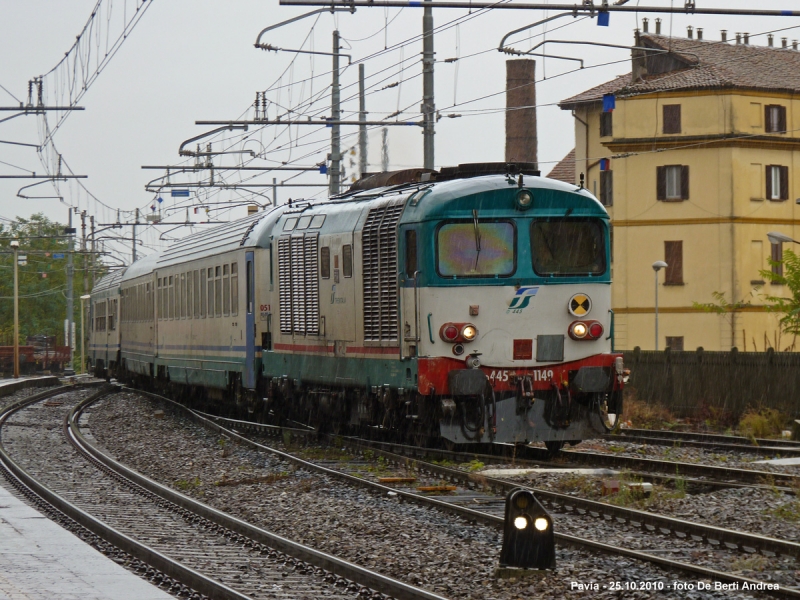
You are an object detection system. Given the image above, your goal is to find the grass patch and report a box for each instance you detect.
[738,408,787,439]
[730,555,768,572]
[175,476,202,491]
[461,459,485,472]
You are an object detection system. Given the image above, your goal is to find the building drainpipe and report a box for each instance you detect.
[572,110,590,185]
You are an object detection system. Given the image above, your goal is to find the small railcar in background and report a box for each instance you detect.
[88,163,625,450]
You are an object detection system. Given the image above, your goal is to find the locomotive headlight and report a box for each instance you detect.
[514,516,529,530]
[534,517,549,531]
[515,189,533,210]
[461,324,478,341]
[571,322,588,338]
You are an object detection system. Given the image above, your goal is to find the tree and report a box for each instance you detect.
[761,249,800,336]
[0,214,105,351]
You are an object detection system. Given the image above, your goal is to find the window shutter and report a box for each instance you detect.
[680,165,690,200]
[765,165,773,199]
[764,105,771,132]
[664,241,683,284]
[779,106,787,132]
[780,165,789,200]
[663,105,681,134]
[657,166,666,200]
[772,242,784,277]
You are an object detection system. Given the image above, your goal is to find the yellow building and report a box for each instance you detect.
[556,31,800,352]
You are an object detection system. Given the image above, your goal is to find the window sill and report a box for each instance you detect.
[659,198,686,203]
[750,198,764,202]
[768,198,787,203]
[663,282,685,286]
[750,280,765,286]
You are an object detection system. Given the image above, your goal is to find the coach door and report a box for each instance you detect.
[244,252,256,389]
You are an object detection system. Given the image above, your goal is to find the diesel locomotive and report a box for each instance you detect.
[88,163,625,450]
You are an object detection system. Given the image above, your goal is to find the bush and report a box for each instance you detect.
[621,389,674,429]
[738,408,786,438]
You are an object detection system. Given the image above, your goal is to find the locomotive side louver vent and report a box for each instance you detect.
[362,201,404,342]
[278,233,320,335]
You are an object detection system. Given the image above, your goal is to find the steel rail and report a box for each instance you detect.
[605,432,800,457]
[73,390,448,600]
[136,390,800,598]
[0,384,248,600]
[616,428,800,448]
[278,0,800,16]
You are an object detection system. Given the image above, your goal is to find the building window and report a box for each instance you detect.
[663,105,682,134]
[766,165,789,201]
[765,105,787,133]
[657,165,689,201]
[600,112,613,137]
[664,241,683,285]
[665,336,684,351]
[772,242,784,277]
[600,170,613,206]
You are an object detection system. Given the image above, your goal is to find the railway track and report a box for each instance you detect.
[137,390,800,598]
[0,383,445,600]
[607,429,800,457]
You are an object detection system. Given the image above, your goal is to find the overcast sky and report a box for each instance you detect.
[1,0,798,262]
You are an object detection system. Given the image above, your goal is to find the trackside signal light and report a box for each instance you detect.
[499,488,555,571]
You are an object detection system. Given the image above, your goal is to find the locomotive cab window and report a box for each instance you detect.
[283,218,298,231]
[296,216,312,230]
[436,220,516,278]
[531,219,606,276]
[310,215,325,228]
[405,229,417,277]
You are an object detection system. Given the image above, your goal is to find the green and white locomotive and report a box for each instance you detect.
[88,163,625,449]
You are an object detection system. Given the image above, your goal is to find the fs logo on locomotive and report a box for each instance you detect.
[507,286,539,313]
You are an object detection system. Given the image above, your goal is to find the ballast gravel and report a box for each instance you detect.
[87,392,773,600]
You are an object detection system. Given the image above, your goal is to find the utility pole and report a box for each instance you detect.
[11,240,19,379]
[80,211,87,298]
[273,178,278,206]
[132,208,139,263]
[90,216,96,288]
[330,30,342,195]
[422,1,435,170]
[66,209,75,374]
[358,64,368,178]
[381,128,389,172]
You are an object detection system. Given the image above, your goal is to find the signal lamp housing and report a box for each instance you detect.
[515,189,534,210]
[439,322,479,344]
[568,320,604,341]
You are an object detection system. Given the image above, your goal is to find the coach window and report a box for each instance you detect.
[186,272,193,319]
[193,271,200,318]
[182,273,188,319]
[168,276,174,320]
[199,269,206,318]
[320,247,331,279]
[207,267,215,317]
[342,244,353,278]
[405,230,417,277]
[223,264,231,316]
[231,263,239,317]
[215,266,222,317]
[437,220,516,277]
[246,260,254,315]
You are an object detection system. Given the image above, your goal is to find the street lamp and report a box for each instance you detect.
[767,231,800,245]
[80,294,91,376]
[10,240,19,378]
[652,261,668,351]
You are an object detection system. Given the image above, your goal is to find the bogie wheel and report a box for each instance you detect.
[545,440,565,455]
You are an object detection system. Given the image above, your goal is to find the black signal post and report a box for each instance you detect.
[498,488,555,575]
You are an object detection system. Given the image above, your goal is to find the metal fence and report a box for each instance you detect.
[623,347,800,419]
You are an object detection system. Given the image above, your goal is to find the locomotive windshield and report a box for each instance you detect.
[437,220,515,277]
[530,219,606,276]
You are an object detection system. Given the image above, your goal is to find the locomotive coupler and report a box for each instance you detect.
[515,375,534,415]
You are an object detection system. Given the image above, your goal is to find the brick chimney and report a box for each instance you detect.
[505,59,537,166]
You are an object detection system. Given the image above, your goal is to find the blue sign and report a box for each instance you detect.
[602,94,616,113]
[171,189,190,197]
[53,253,65,259]
[597,11,610,26]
